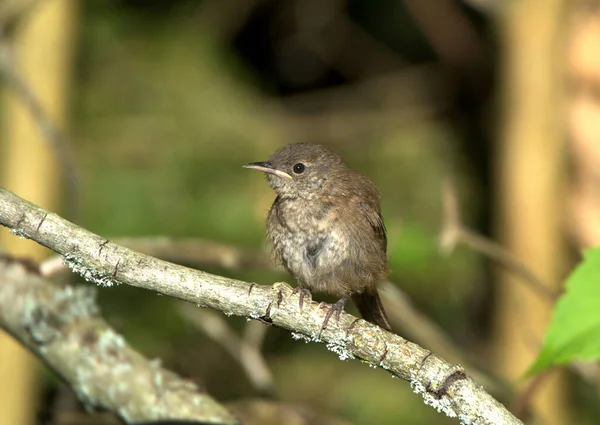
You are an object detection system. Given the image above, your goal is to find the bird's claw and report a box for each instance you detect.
[292,287,312,310]
[320,297,348,334]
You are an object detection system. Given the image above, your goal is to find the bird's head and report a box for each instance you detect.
[244,143,345,199]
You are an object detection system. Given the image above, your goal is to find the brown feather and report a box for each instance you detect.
[353,291,392,331]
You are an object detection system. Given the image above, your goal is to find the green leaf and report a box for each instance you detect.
[529,248,600,374]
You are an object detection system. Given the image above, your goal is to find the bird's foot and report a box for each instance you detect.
[319,297,348,334]
[291,287,312,310]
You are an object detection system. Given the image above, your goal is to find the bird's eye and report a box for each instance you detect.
[293,163,305,174]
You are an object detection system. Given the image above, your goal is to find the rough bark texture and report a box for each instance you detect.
[0,187,522,425]
[0,256,239,424]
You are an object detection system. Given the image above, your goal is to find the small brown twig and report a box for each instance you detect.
[178,304,276,396]
[511,370,553,422]
[441,177,600,396]
[0,40,80,220]
[404,0,485,70]
[243,317,269,350]
[461,0,500,15]
[439,177,558,364]
[439,178,560,302]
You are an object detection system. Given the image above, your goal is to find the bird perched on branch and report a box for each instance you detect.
[244,142,391,332]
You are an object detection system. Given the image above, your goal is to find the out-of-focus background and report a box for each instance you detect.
[1,0,599,424]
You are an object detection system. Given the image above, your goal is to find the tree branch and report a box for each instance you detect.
[0,187,523,425]
[439,178,559,302]
[0,255,238,424]
[178,304,275,396]
[40,236,511,398]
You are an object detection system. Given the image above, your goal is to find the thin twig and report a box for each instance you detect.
[0,41,80,220]
[511,370,553,422]
[439,178,560,302]
[440,178,600,388]
[461,0,500,15]
[439,178,558,361]
[243,319,269,350]
[404,0,485,69]
[178,304,275,396]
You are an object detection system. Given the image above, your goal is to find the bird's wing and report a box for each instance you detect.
[345,172,387,254]
[266,196,286,266]
[359,198,387,254]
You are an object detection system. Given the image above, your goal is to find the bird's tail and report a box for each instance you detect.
[352,291,392,332]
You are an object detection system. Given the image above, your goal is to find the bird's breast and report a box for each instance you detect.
[272,198,339,237]
[269,199,349,282]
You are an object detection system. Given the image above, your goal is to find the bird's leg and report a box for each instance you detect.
[319,297,348,332]
[291,287,312,310]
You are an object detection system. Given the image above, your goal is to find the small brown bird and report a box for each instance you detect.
[244,143,392,331]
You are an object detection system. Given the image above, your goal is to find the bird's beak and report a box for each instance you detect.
[243,161,293,180]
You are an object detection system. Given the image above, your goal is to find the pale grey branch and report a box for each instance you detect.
[0,256,238,424]
[0,187,522,425]
[47,235,508,396]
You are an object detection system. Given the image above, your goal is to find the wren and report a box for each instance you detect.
[244,143,391,331]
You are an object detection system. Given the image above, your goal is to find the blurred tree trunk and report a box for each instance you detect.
[566,1,600,249]
[0,1,77,424]
[493,0,568,424]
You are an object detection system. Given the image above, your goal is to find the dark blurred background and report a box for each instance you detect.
[1,0,598,424]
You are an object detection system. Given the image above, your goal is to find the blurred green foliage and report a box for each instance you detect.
[530,248,600,375]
